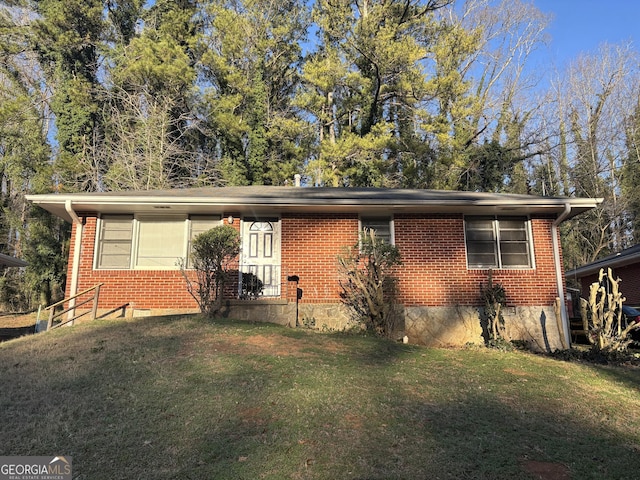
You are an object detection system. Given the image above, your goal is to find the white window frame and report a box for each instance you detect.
[464,216,535,270]
[133,215,188,269]
[94,214,222,270]
[359,215,395,245]
[94,214,134,269]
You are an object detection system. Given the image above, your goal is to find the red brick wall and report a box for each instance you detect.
[393,215,560,306]
[615,264,640,305]
[280,213,359,303]
[67,212,563,310]
[579,264,640,306]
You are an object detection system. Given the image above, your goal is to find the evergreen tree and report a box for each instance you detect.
[200,0,311,186]
[301,0,454,187]
[0,6,67,309]
[30,0,106,191]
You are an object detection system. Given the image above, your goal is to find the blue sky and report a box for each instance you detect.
[534,0,639,66]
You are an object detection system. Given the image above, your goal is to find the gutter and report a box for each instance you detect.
[65,200,83,323]
[552,202,572,349]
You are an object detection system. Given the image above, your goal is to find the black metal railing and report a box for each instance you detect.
[238,265,281,298]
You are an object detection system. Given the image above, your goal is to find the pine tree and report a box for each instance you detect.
[200,0,310,186]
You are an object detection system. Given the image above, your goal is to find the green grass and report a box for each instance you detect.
[1,315,640,479]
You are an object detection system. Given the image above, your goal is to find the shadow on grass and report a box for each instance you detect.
[1,316,640,479]
[0,325,35,342]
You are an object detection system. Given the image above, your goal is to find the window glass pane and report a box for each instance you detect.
[467,242,498,268]
[498,219,527,241]
[98,243,132,268]
[465,216,532,269]
[500,239,530,267]
[498,217,530,267]
[467,252,499,268]
[498,219,526,230]
[465,218,497,268]
[466,218,493,229]
[263,233,273,258]
[136,218,185,268]
[250,221,273,232]
[97,216,132,269]
[361,217,392,244]
[501,252,531,267]
[466,229,495,242]
[188,216,221,267]
[249,232,259,257]
[499,229,527,241]
[190,215,221,238]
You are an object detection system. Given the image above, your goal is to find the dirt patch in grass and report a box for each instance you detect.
[242,334,310,356]
[189,331,352,358]
[0,312,37,328]
[521,459,571,480]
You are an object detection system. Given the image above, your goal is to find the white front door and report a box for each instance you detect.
[240,218,281,297]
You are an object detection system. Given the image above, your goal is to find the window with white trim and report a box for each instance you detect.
[464,216,533,269]
[95,215,221,269]
[96,215,133,269]
[136,216,186,267]
[360,216,394,244]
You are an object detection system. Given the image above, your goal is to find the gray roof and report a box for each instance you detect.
[0,253,28,267]
[566,244,640,278]
[26,186,602,223]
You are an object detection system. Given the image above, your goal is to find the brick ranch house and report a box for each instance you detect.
[27,186,600,350]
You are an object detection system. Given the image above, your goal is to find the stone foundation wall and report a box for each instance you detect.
[501,306,565,352]
[297,303,351,331]
[404,305,565,351]
[73,301,567,352]
[220,300,296,327]
[404,306,484,347]
[295,303,566,351]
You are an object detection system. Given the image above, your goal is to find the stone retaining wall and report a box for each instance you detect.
[81,301,567,352]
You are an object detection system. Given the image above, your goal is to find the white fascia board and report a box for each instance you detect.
[25,192,603,223]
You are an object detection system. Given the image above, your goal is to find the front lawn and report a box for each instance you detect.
[1,315,639,479]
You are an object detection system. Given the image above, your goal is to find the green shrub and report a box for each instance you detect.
[180,225,240,316]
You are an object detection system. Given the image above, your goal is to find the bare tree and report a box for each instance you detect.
[555,44,640,266]
[455,0,551,130]
[89,86,221,191]
[427,0,552,188]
